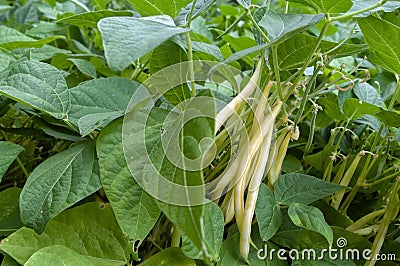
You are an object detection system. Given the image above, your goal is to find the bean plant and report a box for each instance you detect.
[0,0,399,265]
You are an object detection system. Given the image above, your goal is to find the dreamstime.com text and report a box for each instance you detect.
[257,237,397,262]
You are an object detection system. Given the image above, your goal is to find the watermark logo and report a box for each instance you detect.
[257,237,397,262]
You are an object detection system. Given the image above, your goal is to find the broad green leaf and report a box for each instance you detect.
[123,98,214,255]
[0,61,70,119]
[343,98,381,119]
[0,188,23,236]
[68,58,97,78]
[258,11,324,44]
[358,16,400,75]
[287,0,353,13]
[288,202,333,246]
[98,16,190,72]
[0,26,64,50]
[223,43,269,64]
[68,77,140,136]
[144,107,205,251]
[236,0,251,9]
[0,202,130,266]
[318,97,346,121]
[25,21,65,39]
[126,0,191,17]
[311,200,352,228]
[0,142,24,182]
[173,36,224,61]
[0,51,10,73]
[19,141,101,233]
[274,173,343,205]
[375,110,400,127]
[353,82,382,107]
[221,35,258,66]
[255,183,282,241]
[277,34,367,70]
[138,248,195,266]
[149,41,191,105]
[96,118,160,252]
[174,0,215,26]
[182,202,224,261]
[57,10,134,28]
[25,245,94,266]
[348,0,400,18]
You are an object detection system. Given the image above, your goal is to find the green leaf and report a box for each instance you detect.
[358,16,400,75]
[255,183,282,241]
[25,245,94,266]
[68,58,97,78]
[223,43,269,65]
[287,0,353,13]
[0,51,10,73]
[353,82,382,107]
[174,0,215,26]
[19,141,101,233]
[126,0,192,17]
[96,118,160,251]
[236,0,251,9]
[0,142,24,182]
[375,110,400,127]
[0,61,70,119]
[182,202,224,261]
[138,248,195,266]
[0,26,64,50]
[68,77,140,136]
[98,16,190,72]
[0,188,23,236]
[274,173,344,205]
[288,202,333,246]
[123,98,214,254]
[149,41,191,105]
[0,202,130,266]
[348,0,400,18]
[145,107,205,251]
[343,98,381,119]
[318,97,346,121]
[56,10,134,28]
[258,11,324,44]
[277,34,367,70]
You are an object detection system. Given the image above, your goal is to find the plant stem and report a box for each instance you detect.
[185,32,196,97]
[284,17,331,102]
[365,179,399,266]
[271,46,287,117]
[331,0,388,21]
[247,9,270,43]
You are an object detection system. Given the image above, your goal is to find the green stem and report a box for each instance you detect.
[247,9,270,43]
[294,65,321,125]
[185,32,196,97]
[185,0,198,27]
[365,179,399,266]
[284,17,331,102]
[365,172,399,188]
[332,0,388,21]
